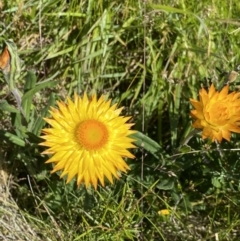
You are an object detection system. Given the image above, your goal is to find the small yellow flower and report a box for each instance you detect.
[190,84,240,142]
[158,209,170,215]
[40,93,136,189]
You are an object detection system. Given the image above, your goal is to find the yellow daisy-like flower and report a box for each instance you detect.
[190,84,240,142]
[40,93,136,189]
[158,209,170,216]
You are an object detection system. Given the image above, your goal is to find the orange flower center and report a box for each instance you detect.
[76,119,109,150]
[205,102,230,126]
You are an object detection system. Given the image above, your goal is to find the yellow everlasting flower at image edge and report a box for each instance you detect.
[190,84,240,142]
[39,92,136,189]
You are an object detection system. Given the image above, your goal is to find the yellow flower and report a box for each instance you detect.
[158,209,170,216]
[40,93,136,189]
[190,84,240,142]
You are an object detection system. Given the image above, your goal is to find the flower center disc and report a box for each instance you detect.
[206,102,229,126]
[77,119,109,150]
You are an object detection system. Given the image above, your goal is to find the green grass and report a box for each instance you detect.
[1,0,240,240]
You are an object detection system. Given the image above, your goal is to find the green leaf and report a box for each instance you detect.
[0,130,25,147]
[22,70,37,121]
[24,70,37,89]
[212,177,221,188]
[31,93,56,135]
[26,132,43,144]
[21,73,58,103]
[156,179,175,190]
[0,100,20,113]
[178,145,191,153]
[131,131,169,160]
[11,112,28,139]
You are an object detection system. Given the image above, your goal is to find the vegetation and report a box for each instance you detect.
[1,0,240,240]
